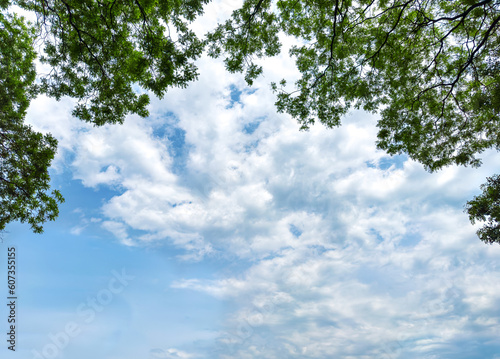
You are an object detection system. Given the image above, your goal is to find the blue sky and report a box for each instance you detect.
[3,2,500,359]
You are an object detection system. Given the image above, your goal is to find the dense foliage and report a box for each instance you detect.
[466,175,500,244]
[0,10,62,232]
[19,0,208,125]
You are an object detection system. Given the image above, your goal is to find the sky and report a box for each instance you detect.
[2,1,500,359]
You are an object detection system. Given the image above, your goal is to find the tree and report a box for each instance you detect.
[0,10,63,233]
[466,175,500,244]
[207,0,500,243]
[1,0,208,232]
[0,121,63,233]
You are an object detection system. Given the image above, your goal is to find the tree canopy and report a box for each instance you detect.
[208,0,500,243]
[18,0,208,125]
[208,0,500,170]
[466,175,500,244]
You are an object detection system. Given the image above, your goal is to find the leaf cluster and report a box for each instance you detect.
[0,120,63,233]
[206,0,281,85]
[17,0,208,125]
[466,175,500,244]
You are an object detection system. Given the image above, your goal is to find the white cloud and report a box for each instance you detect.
[150,347,196,359]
